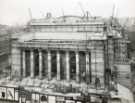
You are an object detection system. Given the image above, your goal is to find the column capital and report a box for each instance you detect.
[66,50,70,54]
[21,48,26,51]
[56,50,60,53]
[65,50,70,52]
[47,50,51,52]
[47,49,51,51]
[30,48,34,52]
[38,48,42,52]
[85,51,90,54]
[75,50,79,53]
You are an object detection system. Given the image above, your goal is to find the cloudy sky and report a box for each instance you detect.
[0,0,135,25]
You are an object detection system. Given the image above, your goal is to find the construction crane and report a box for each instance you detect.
[78,2,86,17]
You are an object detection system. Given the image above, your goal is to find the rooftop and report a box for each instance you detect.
[29,15,105,26]
[12,15,123,42]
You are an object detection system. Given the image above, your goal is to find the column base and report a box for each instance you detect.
[48,78,51,81]
[57,78,60,81]
[30,76,34,79]
[38,76,43,80]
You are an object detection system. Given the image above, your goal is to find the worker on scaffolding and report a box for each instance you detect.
[95,77,101,88]
[111,65,118,93]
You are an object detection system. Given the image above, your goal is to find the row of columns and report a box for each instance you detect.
[22,50,90,82]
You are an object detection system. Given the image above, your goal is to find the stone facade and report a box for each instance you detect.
[11,15,130,88]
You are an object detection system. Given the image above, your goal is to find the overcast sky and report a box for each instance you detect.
[0,0,135,25]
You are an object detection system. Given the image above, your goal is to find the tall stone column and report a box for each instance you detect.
[57,51,60,80]
[48,50,51,80]
[30,50,34,78]
[11,47,21,78]
[76,51,79,82]
[66,51,70,81]
[22,50,26,77]
[39,50,43,79]
[86,52,90,83]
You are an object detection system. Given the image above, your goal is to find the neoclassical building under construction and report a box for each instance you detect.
[11,14,130,89]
